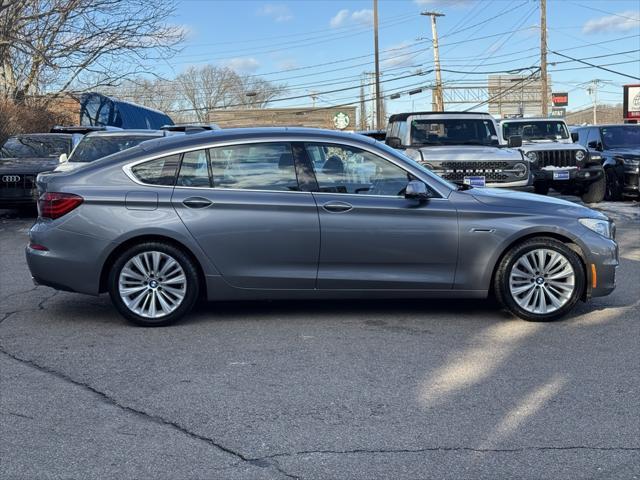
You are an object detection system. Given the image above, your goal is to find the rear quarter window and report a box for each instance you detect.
[130,154,180,186]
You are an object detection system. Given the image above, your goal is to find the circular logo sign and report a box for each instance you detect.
[333,111,350,130]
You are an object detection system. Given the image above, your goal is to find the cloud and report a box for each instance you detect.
[330,8,374,28]
[257,3,293,22]
[225,57,260,73]
[382,42,418,68]
[582,11,639,34]
[351,9,374,26]
[276,58,298,70]
[330,9,350,28]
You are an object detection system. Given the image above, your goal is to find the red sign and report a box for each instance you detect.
[552,92,568,107]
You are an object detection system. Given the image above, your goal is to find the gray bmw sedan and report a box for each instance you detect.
[27,128,618,326]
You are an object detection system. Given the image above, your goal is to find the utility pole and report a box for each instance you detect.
[540,0,548,116]
[373,0,383,129]
[587,80,602,124]
[421,11,445,112]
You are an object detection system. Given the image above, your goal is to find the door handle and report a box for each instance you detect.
[322,201,353,213]
[182,197,212,209]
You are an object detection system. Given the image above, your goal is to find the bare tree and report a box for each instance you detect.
[0,0,184,102]
[175,65,286,122]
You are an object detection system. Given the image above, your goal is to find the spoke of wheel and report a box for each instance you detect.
[544,287,563,308]
[164,274,186,285]
[121,267,145,282]
[547,267,573,281]
[120,285,146,296]
[538,288,547,312]
[520,255,536,275]
[544,252,561,274]
[511,283,536,295]
[131,256,147,277]
[152,251,161,274]
[156,290,173,313]
[536,250,546,273]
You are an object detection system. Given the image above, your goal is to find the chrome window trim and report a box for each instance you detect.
[122,136,452,198]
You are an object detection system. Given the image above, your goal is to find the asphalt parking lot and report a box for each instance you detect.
[1,195,639,480]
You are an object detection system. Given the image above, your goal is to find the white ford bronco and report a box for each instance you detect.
[385,112,529,188]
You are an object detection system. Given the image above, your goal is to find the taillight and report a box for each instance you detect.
[38,192,83,219]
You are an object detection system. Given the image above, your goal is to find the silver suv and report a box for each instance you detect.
[385,112,529,188]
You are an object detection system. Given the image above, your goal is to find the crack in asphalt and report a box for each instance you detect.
[0,348,298,479]
[254,445,640,460]
[0,286,39,303]
[0,289,60,326]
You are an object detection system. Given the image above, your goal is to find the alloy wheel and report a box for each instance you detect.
[118,251,187,319]
[509,248,575,315]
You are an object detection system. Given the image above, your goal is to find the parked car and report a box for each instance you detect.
[27,128,617,326]
[574,124,640,200]
[0,133,81,207]
[54,129,172,173]
[500,118,605,203]
[385,112,529,188]
[356,129,386,141]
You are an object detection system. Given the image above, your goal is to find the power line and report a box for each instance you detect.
[549,50,640,80]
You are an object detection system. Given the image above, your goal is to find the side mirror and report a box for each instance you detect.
[59,153,68,163]
[588,141,602,151]
[385,136,402,149]
[405,180,429,201]
[507,135,522,148]
[571,132,579,142]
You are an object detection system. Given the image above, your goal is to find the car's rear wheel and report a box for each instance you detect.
[108,242,200,326]
[604,167,623,201]
[494,238,585,322]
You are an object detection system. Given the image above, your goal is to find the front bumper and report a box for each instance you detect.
[582,230,619,299]
[0,187,38,206]
[531,165,603,185]
[622,163,639,196]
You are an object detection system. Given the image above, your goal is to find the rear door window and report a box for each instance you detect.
[177,149,211,188]
[208,142,299,191]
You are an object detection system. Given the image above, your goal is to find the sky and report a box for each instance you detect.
[156,0,640,117]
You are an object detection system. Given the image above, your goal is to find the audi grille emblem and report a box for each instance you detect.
[2,175,21,182]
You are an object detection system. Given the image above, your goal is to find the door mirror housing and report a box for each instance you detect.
[571,132,579,142]
[385,136,402,149]
[588,140,603,151]
[405,180,429,201]
[507,135,522,148]
[59,153,68,163]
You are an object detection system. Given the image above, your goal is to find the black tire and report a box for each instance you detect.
[533,182,550,195]
[108,242,200,327]
[494,237,585,322]
[604,167,623,201]
[581,175,605,204]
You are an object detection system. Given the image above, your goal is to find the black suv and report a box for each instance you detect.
[575,124,640,200]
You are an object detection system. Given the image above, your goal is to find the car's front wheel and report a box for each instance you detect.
[494,238,585,322]
[108,242,200,326]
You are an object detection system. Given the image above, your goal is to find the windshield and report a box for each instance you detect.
[409,118,498,146]
[600,126,640,149]
[69,135,158,163]
[502,121,569,140]
[0,136,70,158]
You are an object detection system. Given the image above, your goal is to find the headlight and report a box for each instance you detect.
[622,157,640,165]
[579,218,613,239]
[526,151,537,162]
[590,153,602,161]
[575,150,585,161]
[513,162,527,177]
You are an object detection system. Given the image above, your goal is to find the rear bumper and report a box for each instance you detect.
[26,220,113,295]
